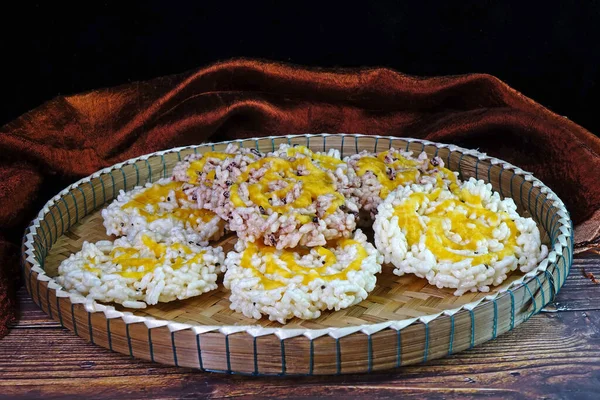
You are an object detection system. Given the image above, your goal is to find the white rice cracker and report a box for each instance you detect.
[102,178,225,244]
[343,148,455,223]
[171,143,263,215]
[226,145,360,249]
[55,229,225,309]
[223,229,383,324]
[374,177,549,296]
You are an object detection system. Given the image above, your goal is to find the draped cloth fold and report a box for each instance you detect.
[1,59,599,338]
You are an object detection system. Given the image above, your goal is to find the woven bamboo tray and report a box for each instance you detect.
[21,134,573,375]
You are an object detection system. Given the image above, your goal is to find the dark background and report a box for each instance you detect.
[2,1,599,135]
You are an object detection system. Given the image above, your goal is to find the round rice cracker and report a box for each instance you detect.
[374,177,549,296]
[343,148,456,225]
[55,229,225,309]
[227,146,360,249]
[223,229,383,324]
[171,143,263,214]
[102,178,225,244]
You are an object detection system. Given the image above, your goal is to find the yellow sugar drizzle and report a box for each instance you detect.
[437,168,460,193]
[285,145,344,171]
[230,155,345,217]
[122,181,216,228]
[240,238,367,290]
[393,183,517,265]
[83,264,100,274]
[185,152,231,184]
[85,235,204,280]
[356,150,420,198]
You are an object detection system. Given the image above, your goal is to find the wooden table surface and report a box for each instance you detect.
[1,252,599,399]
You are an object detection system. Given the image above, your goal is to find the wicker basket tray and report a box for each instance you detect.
[21,134,573,375]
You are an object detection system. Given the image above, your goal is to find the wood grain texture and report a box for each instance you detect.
[2,253,599,399]
[545,253,600,312]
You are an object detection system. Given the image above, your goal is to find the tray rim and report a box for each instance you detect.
[20,133,574,372]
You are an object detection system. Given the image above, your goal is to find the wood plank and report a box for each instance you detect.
[1,310,600,399]
[543,255,600,312]
[9,287,61,328]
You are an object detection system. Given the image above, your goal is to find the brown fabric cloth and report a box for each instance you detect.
[1,59,599,338]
